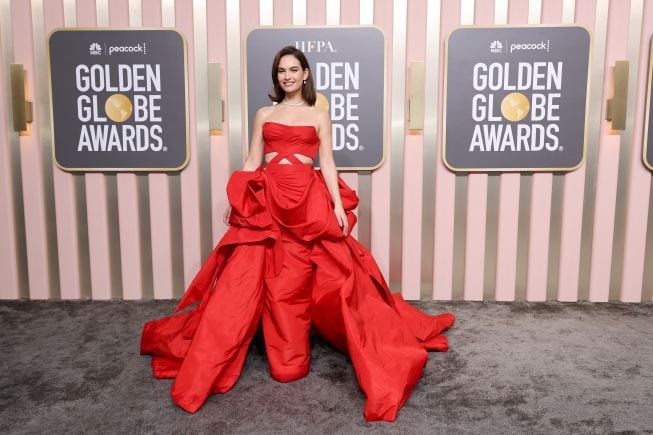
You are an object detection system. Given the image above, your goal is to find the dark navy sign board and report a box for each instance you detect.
[48,29,189,171]
[444,26,591,172]
[246,26,386,170]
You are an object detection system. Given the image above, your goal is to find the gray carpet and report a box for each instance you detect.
[1,300,652,434]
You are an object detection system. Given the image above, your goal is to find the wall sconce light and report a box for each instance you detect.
[605,60,629,131]
[408,61,424,131]
[10,64,33,133]
[208,62,224,135]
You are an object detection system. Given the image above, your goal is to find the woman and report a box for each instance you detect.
[140,46,455,422]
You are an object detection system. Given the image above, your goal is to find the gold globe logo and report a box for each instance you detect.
[105,93,133,122]
[315,92,329,112]
[500,92,530,122]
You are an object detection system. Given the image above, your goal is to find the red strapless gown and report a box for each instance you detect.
[140,121,455,422]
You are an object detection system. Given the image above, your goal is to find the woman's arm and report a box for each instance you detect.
[241,108,267,172]
[317,110,348,235]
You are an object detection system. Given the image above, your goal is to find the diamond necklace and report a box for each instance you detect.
[281,99,305,106]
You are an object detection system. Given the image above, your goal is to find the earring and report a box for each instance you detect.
[303,79,306,85]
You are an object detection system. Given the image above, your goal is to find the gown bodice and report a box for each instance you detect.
[262,121,320,162]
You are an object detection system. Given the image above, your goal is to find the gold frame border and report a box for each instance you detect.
[45,27,191,173]
[642,35,653,172]
[242,24,388,172]
[441,23,594,173]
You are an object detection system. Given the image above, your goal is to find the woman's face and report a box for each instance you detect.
[277,54,308,95]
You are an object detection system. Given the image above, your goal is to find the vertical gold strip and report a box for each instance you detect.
[453,0,475,300]
[547,0,576,301]
[162,0,175,26]
[226,0,243,172]
[420,0,440,298]
[31,0,61,298]
[609,0,644,301]
[293,0,306,25]
[260,0,273,25]
[65,0,93,300]
[562,0,575,22]
[192,0,213,264]
[528,0,542,23]
[130,0,154,299]
[494,0,508,23]
[326,0,339,24]
[129,0,142,26]
[360,0,373,24]
[484,0,509,300]
[578,0,610,301]
[515,0,542,300]
[98,0,123,298]
[96,0,108,27]
[389,0,408,292]
[0,0,29,298]
[64,0,76,26]
[161,0,184,296]
[357,0,373,250]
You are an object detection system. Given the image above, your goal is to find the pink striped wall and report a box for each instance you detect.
[0,0,651,303]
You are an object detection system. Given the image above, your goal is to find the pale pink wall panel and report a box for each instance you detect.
[401,0,426,300]
[558,166,586,301]
[588,0,629,302]
[402,135,423,299]
[176,0,204,287]
[13,0,54,299]
[557,0,597,302]
[494,0,528,301]
[307,0,326,24]
[474,0,493,24]
[244,0,260,160]
[589,135,621,301]
[142,0,175,299]
[109,0,145,300]
[432,0,460,301]
[116,175,144,298]
[464,174,488,301]
[0,6,21,299]
[78,0,114,300]
[508,0,529,24]
[620,0,653,303]
[334,0,359,241]
[526,174,553,301]
[142,0,162,22]
[340,0,359,24]
[523,0,560,303]
[208,0,229,248]
[371,0,391,281]
[44,0,83,300]
[524,0,563,302]
[541,0,563,24]
[463,0,493,302]
[112,0,129,20]
[148,175,174,299]
[274,0,293,25]
[495,174,520,300]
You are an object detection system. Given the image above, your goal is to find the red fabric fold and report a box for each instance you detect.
[141,124,455,422]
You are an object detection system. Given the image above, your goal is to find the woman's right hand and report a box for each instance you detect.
[223,205,232,226]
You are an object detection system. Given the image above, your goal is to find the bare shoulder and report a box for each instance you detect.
[256,105,275,121]
[313,106,331,132]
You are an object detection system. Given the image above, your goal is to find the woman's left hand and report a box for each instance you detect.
[334,204,348,236]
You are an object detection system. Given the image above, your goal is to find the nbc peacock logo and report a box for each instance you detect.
[490,40,503,54]
[89,42,102,55]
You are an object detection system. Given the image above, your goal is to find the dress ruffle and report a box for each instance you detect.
[141,166,455,422]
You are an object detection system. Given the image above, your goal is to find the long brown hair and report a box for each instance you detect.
[268,46,316,106]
